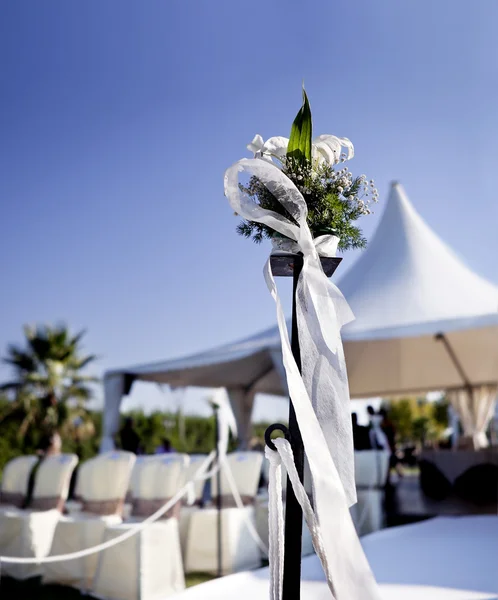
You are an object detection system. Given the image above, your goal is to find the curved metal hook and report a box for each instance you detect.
[264,423,291,452]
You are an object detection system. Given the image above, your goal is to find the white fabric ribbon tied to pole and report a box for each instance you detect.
[224,158,382,600]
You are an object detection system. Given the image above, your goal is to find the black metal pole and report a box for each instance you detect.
[282,254,304,600]
[214,406,222,577]
[265,253,341,600]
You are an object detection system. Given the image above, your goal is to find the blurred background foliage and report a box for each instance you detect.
[0,392,272,478]
[384,396,449,447]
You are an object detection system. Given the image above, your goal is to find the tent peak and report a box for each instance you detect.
[338,183,498,335]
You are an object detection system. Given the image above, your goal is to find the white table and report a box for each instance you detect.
[168,516,498,600]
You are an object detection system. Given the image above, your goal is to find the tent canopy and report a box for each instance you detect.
[102,183,498,449]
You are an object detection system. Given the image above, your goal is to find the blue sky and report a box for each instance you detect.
[1,1,497,422]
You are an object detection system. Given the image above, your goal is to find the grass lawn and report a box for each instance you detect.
[0,572,215,599]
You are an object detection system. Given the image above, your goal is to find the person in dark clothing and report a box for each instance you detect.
[119,417,141,454]
[351,412,372,450]
[379,407,403,477]
[378,408,396,454]
[155,437,175,454]
[37,431,62,457]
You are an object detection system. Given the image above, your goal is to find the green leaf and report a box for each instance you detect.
[287,87,312,164]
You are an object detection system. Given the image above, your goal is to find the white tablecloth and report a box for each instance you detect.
[168,516,498,600]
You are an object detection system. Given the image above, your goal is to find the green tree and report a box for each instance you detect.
[385,396,449,447]
[0,324,98,441]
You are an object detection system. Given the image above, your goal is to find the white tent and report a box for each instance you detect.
[101,183,498,451]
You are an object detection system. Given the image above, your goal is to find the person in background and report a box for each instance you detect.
[155,437,175,454]
[367,405,389,450]
[37,431,62,457]
[119,417,141,454]
[351,412,371,450]
[25,430,62,508]
[379,407,403,477]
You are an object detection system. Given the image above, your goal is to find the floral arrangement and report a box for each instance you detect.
[236,89,378,251]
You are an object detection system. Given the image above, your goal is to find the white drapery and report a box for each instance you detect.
[227,389,255,450]
[448,385,498,449]
[100,374,127,452]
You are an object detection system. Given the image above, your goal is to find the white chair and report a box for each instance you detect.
[0,453,78,580]
[122,455,163,519]
[63,455,94,516]
[0,455,39,510]
[350,450,390,536]
[127,453,189,521]
[184,451,263,575]
[91,454,189,600]
[42,451,136,590]
[178,454,211,555]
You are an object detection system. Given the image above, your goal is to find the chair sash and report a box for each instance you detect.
[82,498,124,516]
[30,496,65,511]
[0,491,25,508]
[212,494,255,508]
[131,497,181,519]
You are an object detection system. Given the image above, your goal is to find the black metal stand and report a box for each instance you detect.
[265,253,341,600]
[214,405,222,578]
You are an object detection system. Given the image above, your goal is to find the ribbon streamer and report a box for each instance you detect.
[225,158,382,600]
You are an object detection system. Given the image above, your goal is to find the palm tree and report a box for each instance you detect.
[0,324,98,440]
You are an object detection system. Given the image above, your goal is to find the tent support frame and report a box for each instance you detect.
[435,332,473,398]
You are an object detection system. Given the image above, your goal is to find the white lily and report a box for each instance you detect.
[247,134,354,166]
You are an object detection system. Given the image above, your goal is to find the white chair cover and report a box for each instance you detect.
[65,456,97,515]
[179,454,210,556]
[185,452,264,575]
[184,505,262,575]
[350,450,390,536]
[92,519,185,600]
[0,455,39,509]
[42,451,135,590]
[0,453,78,580]
[183,454,209,503]
[126,455,164,498]
[92,456,189,600]
[129,453,189,518]
[211,452,263,502]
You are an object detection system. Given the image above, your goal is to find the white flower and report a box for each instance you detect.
[247,134,354,167]
[246,135,289,163]
[313,135,354,166]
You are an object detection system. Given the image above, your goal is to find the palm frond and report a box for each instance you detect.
[75,355,98,370]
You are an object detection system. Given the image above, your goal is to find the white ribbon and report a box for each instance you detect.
[265,446,285,600]
[225,158,382,599]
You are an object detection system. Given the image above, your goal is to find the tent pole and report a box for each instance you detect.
[435,333,473,398]
[214,405,222,578]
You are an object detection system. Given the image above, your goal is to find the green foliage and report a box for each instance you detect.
[0,393,103,479]
[0,324,98,440]
[287,87,312,164]
[236,88,376,251]
[237,160,368,251]
[384,397,449,445]
[0,398,274,481]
